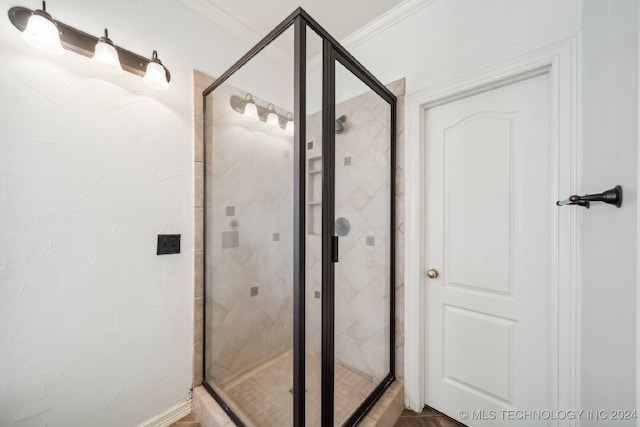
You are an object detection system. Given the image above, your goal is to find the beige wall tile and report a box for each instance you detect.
[194,207,203,252]
[194,70,214,163]
[192,386,232,427]
[194,297,204,343]
[195,161,204,208]
[195,118,204,163]
[195,251,203,298]
[366,381,404,426]
[194,70,216,390]
[193,341,203,388]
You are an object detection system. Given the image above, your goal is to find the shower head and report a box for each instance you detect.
[335,115,347,134]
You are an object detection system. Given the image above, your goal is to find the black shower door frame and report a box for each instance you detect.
[201,9,396,427]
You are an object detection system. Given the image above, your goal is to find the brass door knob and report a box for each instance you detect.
[426,268,439,279]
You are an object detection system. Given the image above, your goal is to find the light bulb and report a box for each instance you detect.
[265,104,280,127]
[284,119,294,136]
[243,98,259,122]
[21,4,64,55]
[267,112,280,127]
[143,51,169,90]
[90,29,123,74]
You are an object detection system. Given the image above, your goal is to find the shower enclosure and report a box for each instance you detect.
[202,9,396,426]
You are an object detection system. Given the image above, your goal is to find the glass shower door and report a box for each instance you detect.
[203,24,295,426]
[332,59,394,425]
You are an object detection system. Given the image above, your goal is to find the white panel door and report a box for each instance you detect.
[424,74,552,426]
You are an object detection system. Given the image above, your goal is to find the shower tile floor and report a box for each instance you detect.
[221,351,377,426]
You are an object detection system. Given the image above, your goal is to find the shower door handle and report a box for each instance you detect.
[331,236,339,262]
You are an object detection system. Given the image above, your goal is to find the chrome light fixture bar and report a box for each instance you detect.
[8,2,171,89]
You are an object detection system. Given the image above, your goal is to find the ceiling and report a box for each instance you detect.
[202,0,408,42]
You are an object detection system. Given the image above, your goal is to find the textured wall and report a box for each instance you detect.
[0,1,289,425]
[580,0,638,422]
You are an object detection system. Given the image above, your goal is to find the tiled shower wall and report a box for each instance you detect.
[193,70,405,389]
[304,80,406,383]
[193,70,214,388]
[204,82,295,384]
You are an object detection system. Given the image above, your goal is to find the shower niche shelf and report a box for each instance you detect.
[308,154,322,171]
[307,153,322,235]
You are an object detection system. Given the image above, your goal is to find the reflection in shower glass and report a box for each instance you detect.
[204,25,294,426]
[333,61,392,425]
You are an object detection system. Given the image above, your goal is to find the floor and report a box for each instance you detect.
[173,405,467,427]
[219,351,378,426]
[174,403,464,427]
[394,406,467,427]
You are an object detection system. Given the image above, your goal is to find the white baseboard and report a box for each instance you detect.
[137,400,192,427]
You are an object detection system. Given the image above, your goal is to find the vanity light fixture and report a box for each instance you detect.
[284,112,294,136]
[242,94,260,122]
[230,94,293,135]
[8,2,171,89]
[20,1,63,54]
[265,103,280,128]
[90,29,123,74]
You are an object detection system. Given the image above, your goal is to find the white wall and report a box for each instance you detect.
[0,1,268,426]
[581,0,638,423]
[307,0,580,111]
[346,0,581,91]
[341,0,637,418]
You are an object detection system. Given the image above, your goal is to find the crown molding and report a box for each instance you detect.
[180,0,436,48]
[305,0,436,70]
[180,0,260,45]
[341,0,436,49]
[181,0,293,66]
[181,0,436,70]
